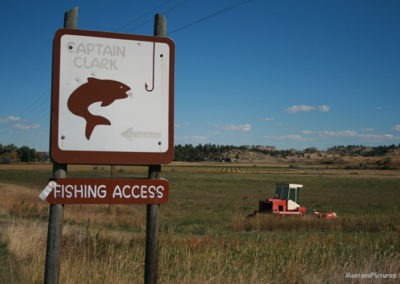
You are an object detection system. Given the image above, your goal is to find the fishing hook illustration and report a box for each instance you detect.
[145,42,155,92]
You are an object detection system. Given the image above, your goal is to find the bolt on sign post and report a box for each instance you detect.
[42,8,174,284]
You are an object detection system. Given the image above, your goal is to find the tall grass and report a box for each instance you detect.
[232,212,400,233]
[2,219,399,283]
[0,164,399,283]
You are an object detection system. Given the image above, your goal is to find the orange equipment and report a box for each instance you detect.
[257,183,337,219]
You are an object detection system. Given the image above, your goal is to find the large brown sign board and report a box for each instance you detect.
[50,29,175,164]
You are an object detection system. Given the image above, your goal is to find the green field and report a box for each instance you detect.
[0,163,399,283]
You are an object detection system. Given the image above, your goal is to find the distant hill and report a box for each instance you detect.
[1,143,399,169]
[173,144,400,169]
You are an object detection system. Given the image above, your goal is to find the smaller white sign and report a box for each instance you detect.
[39,181,57,201]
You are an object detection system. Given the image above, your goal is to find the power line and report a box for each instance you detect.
[123,0,189,33]
[19,88,50,118]
[118,0,252,35]
[161,0,189,15]
[0,87,49,133]
[115,0,172,32]
[168,0,253,35]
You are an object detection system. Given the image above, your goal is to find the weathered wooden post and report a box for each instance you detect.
[44,7,78,284]
[145,165,161,283]
[145,14,167,284]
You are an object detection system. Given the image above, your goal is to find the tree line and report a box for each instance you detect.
[0,143,399,164]
[174,144,249,162]
[174,143,400,162]
[0,143,48,164]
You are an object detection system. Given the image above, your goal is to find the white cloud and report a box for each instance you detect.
[319,130,358,137]
[393,125,400,131]
[358,134,396,142]
[191,136,208,143]
[361,128,375,132]
[0,115,21,123]
[286,105,315,113]
[316,129,397,143]
[177,135,208,144]
[317,105,330,112]
[13,123,40,130]
[222,123,252,132]
[265,134,306,141]
[175,122,190,128]
[263,117,275,121]
[286,104,330,113]
[301,130,313,135]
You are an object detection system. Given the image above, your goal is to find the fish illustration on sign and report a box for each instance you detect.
[67,77,130,140]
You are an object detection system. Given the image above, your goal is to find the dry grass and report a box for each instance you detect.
[1,219,47,283]
[231,212,400,233]
[0,163,399,283]
[2,218,398,283]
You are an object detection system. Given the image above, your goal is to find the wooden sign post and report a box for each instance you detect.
[145,14,167,284]
[44,7,78,284]
[43,8,173,284]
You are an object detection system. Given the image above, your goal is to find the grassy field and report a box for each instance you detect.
[0,163,399,283]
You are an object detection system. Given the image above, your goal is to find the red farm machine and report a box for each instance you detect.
[250,183,337,219]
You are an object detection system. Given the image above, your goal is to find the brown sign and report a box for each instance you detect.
[41,178,168,204]
[50,29,175,165]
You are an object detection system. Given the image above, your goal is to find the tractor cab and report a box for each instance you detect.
[274,183,302,203]
[259,183,306,215]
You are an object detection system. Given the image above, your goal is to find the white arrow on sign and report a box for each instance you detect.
[121,127,162,142]
[121,127,135,141]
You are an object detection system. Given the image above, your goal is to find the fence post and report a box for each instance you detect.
[144,14,166,284]
[44,7,78,284]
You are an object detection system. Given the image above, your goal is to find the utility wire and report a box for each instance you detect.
[19,88,50,118]
[168,0,253,35]
[123,0,189,33]
[115,0,172,32]
[0,87,49,133]
[119,0,252,35]
[162,0,189,15]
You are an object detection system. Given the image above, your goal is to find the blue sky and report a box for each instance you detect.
[0,0,399,151]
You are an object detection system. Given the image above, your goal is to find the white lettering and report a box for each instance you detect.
[111,184,165,200]
[98,185,107,198]
[68,41,125,71]
[70,42,125,57]
[87,185,96,197]
[76,43,86,54]
[72,185,82,198]
[141,185,148,198]
[112,185,123,198]
[345,272,398,279]
[53,184,62,198]
[148,185,155,198]
[122,185,131,198]
[131,185,140,198]
[73,56,118,70]
[52,184,108,199]
[65,185,73,198]
[157,185,164,198]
